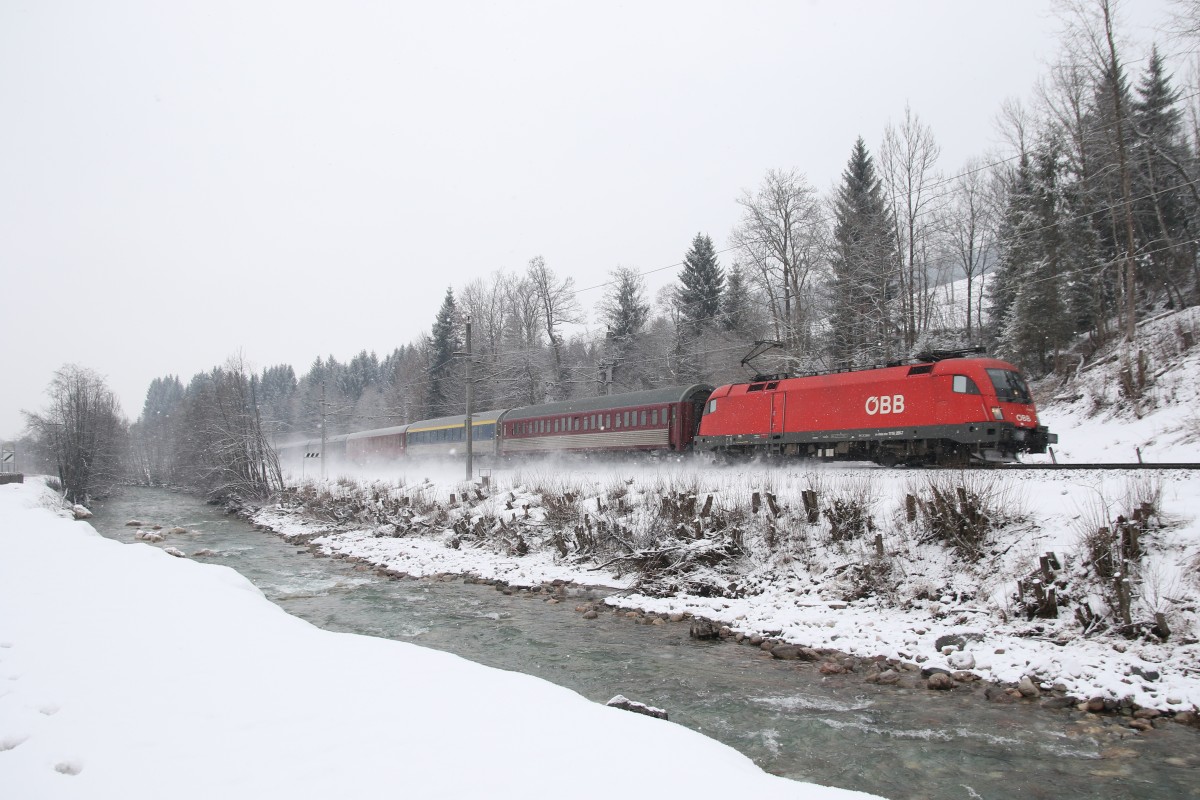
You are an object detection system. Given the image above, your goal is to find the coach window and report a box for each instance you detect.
[952,375,981,394]
[651,409,658,425]
[640,410,647,426]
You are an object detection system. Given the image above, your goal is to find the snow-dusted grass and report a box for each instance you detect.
[0,479,880,800]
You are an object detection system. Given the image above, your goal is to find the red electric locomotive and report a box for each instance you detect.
[693,351,1056,465]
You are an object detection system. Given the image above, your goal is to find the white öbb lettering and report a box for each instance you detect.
[865,395,905,416]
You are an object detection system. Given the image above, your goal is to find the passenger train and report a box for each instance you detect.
[276,352,1056,469]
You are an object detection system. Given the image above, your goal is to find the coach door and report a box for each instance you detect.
[770,391,786,435]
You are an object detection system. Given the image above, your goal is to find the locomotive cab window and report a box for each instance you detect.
[952,375,981,394]
[985,369,1033,404]
[707,399,717,414]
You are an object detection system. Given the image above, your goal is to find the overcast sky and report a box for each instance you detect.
[0,0,1179,437]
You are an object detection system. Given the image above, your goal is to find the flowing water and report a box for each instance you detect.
[91,488,1198,800]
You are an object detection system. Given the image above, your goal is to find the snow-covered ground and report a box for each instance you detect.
[1028,306,1200,465]
[0,480,879,799]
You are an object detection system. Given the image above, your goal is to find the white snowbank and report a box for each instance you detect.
[0,480,880,800]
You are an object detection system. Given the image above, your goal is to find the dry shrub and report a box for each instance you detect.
[910,472,1021,561]
[822,478,876,543]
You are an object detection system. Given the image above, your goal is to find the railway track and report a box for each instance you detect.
[994,462,1200,471]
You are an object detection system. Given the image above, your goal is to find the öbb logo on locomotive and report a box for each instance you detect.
[276,350,1057,468]
[864,394,905,416]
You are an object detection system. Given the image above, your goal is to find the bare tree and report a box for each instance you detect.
[502,272,547,405]
[526,255,582,400]
[460,271,511,408]
[730,168,827,361]
[943,157,998,343]
[881,104,944,349]
[996,97,1034,159]
[174,355,284,498]
[23,364,127,504]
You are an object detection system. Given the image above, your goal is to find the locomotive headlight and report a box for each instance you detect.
[991,406,1004,420]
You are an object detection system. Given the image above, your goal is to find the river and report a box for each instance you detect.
[91,487,1198,800]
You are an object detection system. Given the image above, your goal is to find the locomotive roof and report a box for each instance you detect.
[502,384,714,421]
[719,357,1021,392]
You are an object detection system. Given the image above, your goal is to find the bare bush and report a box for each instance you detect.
[909,472,1021,561]
[821,478,877,543]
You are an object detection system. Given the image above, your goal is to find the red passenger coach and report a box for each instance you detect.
[346,424,408,464]
[694,354,1055,465]
[498,385,714,456]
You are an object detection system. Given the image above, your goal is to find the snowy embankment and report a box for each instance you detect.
[259,464,1200,719]
[0,481,878,800]
[1028,305,1200,464]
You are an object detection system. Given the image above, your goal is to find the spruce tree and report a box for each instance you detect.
[829,138,895,366]
[721,265,749,333]
[426,287,460,416]
[600,267,649,340]
[676,233,724,330]
[994,145,1074,374]
[1131,46,1194,304]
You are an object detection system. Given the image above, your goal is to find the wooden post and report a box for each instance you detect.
[1123,524,1141,560]
[904,493,917,523]
[1154,612,1171,641]
[766,492,781,517]
[1043,587,1058,618]
[1116,576,1132,626]
[752,492,761,514]
[873,532,884,558]
[802,490,820,524]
